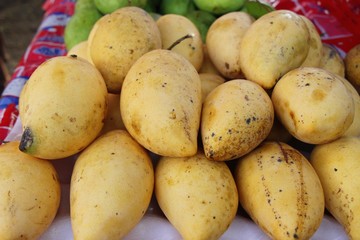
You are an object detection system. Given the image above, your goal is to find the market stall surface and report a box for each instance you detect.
[0,0,43,91]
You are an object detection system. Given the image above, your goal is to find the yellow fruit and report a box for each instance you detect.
[156,14,204,71]
[319,43,345,78]
[345,43,360,94]
[271,67,354,144]
[201,79,274,161]
[66,40,93,64]
[99,93,125,136]
[155,151,238,240]
[120,49,202,157]
[0,142,61,239]
[70,130,154,239]
[235,141,325,239]
[199,72,225,103]
[239,10,310,89]
[299,15,322,67]
[19,55,107,159]
[310,136,360,239]
[88,6,162,93]
[206,11,254,79]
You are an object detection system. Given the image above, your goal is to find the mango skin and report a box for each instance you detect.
[235,141,325,239]
[206,11,254,79]
[120,49,202,157]
[310,136,360,240]
[70,130,154,240]
[239,10,310,89]
[271,67,355,144]
[88,6,162,93]
[155,151,238,240]
[156,14,204,71]
[299,15,323,68]
[19,55,107,159]
[201,79,274,161]
[0,142,61,239]
[345,44,360,94]
[319,44,345,78]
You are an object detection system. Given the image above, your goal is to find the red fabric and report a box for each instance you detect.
[0,0,75,141]
[271,0,360,55]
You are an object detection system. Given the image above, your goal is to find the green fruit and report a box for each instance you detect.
[242,0,274,19]
[75,0,98,12]
[64,9,102,50]
[143,1,156,12]
[94,0,147,14]
[193,0,245,15]
[159,0,195,16]
[185,10,216,43]
[143,0,161,12]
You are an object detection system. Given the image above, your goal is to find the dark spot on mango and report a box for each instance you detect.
[19,127,34,152]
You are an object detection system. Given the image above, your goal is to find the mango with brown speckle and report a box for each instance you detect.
[120,49,202,157]
[271,67,355,144]
[88,6,162,93]
[235,141,325,239]
[206,11,254,79]
[201,79,274,161]
[310,136,360,240]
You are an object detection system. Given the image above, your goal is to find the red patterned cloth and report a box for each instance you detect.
[0,0,75,141]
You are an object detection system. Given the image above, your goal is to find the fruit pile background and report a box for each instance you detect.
[0,0,360,239]
[1,0,359,142]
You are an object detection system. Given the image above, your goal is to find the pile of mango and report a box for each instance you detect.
[1,0,360,239]
[64,0,273,50]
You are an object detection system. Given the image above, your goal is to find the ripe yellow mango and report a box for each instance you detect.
[0,142,61,239]
[120,49,202,157]
[70,130,154,239]
[155,151,238,240]
[235,141,325,239]
[19,55,107,159]
[310,136,360,239]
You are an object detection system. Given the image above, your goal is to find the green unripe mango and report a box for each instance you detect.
[193,0,245,15]
[241,0,274,19]
[94,0,147,14]
[185,10,216,43]
[159,0,195,16]
[143,0,162,12]
[75,0,98,12]
[64,8,102,51]
[143,1,157,12]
